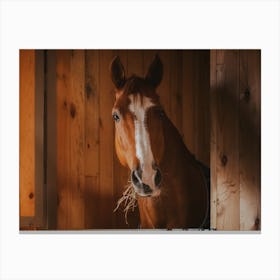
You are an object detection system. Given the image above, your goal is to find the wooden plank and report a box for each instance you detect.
[85,50,100,177]
[34,50,46,228]
[247,50,261,230]
[84,50,100,228]
[210,50,217,229]
[194,51,210,166]
[215,50,240,230]
[99,50,115,229]
[84,176,99,229]
[216,50,225,65]
[182,50,195,153]
[46,50,57,229]
[69,50,85,229]
[56,50,71,229]
[239,50,261,230]
[126,50,144,77]
[170,50,183,134]
[20,50,35,217]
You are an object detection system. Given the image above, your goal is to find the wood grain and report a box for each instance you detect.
[126,50,144,77]
[69,50,85,229]
[85,50,100,177]
[239,50,261,230]
[21,49,261,230]
[20,50,35,217]
[216,50,240,230]
[210,50,261,230]
[99,50,115,229]
[210,50,217,229]
[46,50,57,229]
[53,50,211,229]
[56,50,71,229]
[84,50,100,228]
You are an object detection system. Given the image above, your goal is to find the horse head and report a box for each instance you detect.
[110,55,166,197]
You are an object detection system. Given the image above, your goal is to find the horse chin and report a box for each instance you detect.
[150,189,161,198]
[134,187,161,198]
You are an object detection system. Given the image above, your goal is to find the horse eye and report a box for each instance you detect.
[112,112,120,122]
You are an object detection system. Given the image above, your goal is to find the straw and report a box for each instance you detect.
[114,182,137,225]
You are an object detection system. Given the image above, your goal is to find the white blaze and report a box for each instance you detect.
[128,94,156,189]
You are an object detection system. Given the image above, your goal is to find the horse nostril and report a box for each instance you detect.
[143,183,152,194]
[131,169,141,186]
[154,169,162,186]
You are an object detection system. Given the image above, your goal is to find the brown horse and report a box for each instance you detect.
[110,55,209,229]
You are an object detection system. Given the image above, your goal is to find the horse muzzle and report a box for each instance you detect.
[131,167,162,197]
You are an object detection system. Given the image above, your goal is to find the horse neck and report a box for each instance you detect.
[161,115,194,171]
[137,116,196,228]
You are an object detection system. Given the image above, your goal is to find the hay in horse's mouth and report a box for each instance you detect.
[113,183,137,225]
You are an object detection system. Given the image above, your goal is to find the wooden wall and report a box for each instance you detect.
[20,50,261,230]
[20,49,261,231]
[210,50,261,230]
[54,50,210,229]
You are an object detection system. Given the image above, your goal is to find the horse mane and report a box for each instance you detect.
[122,76,145,93]
[161,115,210,229]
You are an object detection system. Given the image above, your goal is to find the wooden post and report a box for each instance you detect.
[20,50,36,219]
[239,50,261,230]
[210,50,261,230]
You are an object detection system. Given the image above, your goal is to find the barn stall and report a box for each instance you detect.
[19,49,260,230]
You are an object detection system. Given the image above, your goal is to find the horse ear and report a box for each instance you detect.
[110,56,126,89]
[145,54,163,88]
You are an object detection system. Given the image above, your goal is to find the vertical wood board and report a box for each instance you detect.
[211,50,261,230]
[56,50,72,229]
[84,50,100,228]
[98,50,115,228]
[215,50,240,230]
[69,50,85,229]
[239,50,261,230]
[210,50,217,229]
[20,50,35,217]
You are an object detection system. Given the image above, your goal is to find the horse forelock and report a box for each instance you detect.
[123,76,159,100]
[123,76,147,95]
[114,75,160,116]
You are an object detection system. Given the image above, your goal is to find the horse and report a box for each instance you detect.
[110,54,210,229]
